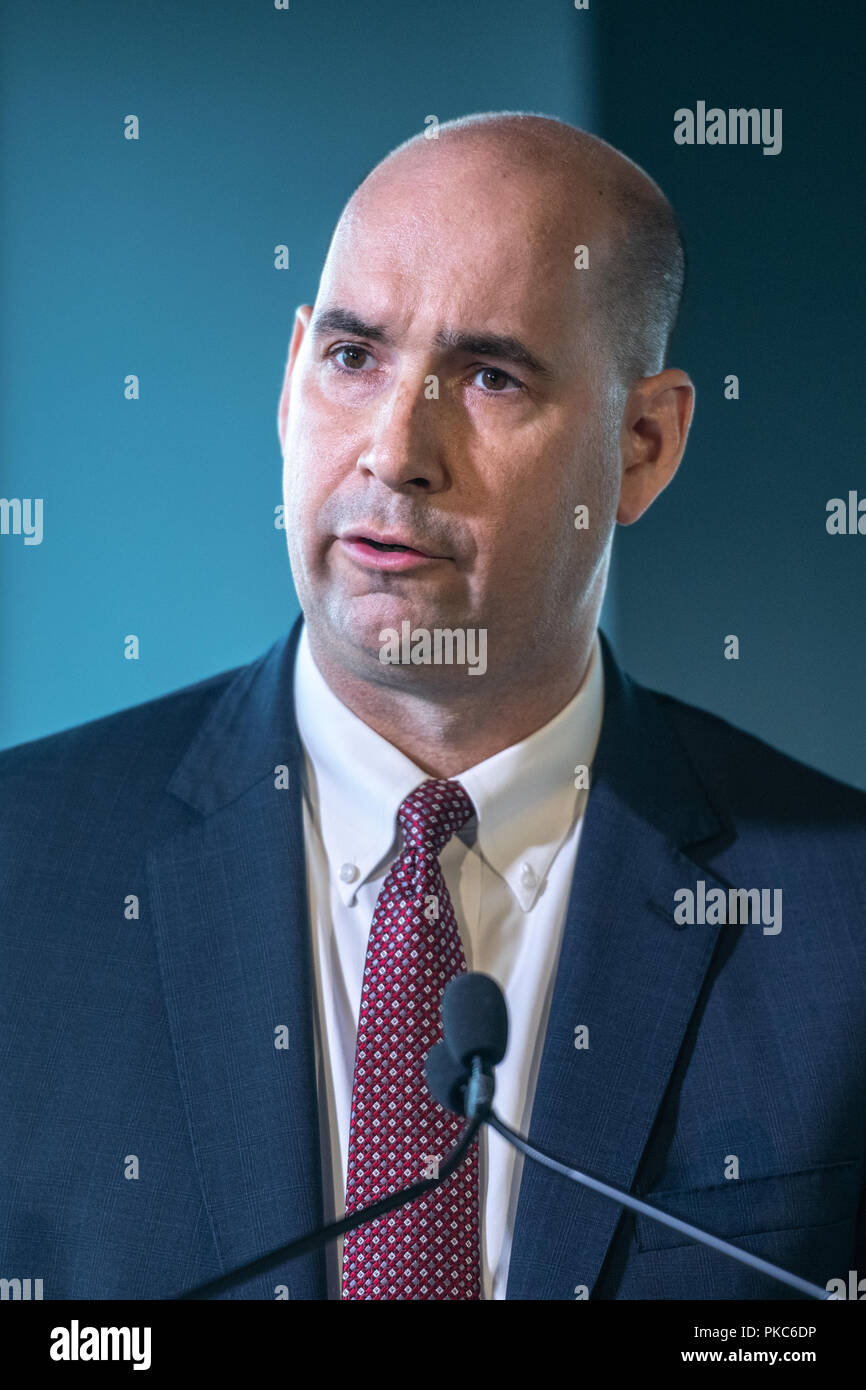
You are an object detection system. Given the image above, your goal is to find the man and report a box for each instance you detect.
[1,112,864,1301]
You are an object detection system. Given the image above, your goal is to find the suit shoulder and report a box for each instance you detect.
[0,661,246,792]
[650,684,866,822]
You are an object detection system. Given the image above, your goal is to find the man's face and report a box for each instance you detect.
[279,145,623,688]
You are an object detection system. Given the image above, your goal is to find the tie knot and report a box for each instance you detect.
[397,778,475,857]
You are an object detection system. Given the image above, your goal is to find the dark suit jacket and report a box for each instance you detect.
[1,618,865,1299]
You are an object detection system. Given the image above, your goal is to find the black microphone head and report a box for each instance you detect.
[442,972,509,1070]
[425,1041,469,1115]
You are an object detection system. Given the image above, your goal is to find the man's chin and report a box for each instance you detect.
[317,592,486,682]
[327,591,454,644]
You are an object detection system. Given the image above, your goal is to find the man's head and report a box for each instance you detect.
[278,111,693,700]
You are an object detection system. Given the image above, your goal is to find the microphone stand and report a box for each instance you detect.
[484,1108,834,1301]
[447,977,836,1301]
[172,1054,835,1301]
[172,1114,483,1299]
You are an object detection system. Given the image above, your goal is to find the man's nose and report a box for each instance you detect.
[355,375,447,491]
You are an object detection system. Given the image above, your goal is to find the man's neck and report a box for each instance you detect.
[305,630,597,779]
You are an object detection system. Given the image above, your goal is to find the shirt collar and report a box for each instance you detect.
[293,622,604,912]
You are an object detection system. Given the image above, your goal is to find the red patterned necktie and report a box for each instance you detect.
[341,778,482,1300]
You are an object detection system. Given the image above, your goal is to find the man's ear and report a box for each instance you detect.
[616,368,695,525]
[277,304,314,451]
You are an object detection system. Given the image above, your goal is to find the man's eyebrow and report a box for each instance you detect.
[433,329,554,380]
[311,305,555,380]
[311,307,392,342]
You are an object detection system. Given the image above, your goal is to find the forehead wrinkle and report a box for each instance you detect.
[318,158,614,378]
[329,161,617,332]
[312,114,683,391]
[325,198,586,319]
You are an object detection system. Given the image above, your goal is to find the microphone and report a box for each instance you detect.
[425,1039,474,1117]
[431,972,834,1302]
[442,971,509,1070]
[173,970,834,1301]
[441,971,508,1119]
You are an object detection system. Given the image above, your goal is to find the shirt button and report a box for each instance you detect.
[519,862,537,890]
[338,862,359,884]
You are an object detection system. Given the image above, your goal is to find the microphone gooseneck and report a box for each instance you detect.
[173,971,834,1301]
[174,975,499,1298]
[441,973,832,1302]
[173,1112,482,1299]
[486,1111,831,1301]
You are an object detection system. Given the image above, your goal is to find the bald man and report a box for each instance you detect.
[1,113,865,1303]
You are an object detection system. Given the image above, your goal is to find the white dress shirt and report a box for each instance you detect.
[293,622,605,1299]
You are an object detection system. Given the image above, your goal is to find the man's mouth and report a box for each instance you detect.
[339,531,447,571]
[362,538,420,553]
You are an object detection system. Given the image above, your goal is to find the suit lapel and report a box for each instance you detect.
[148,618,326,1298]
[506,631,734,1299]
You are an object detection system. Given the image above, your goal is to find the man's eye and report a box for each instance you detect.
[472,366,522,393]
[329,345,376,372]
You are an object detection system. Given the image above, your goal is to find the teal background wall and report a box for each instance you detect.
[2,1,863,792]
[0,0,599,747]
[595,0,865,788]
